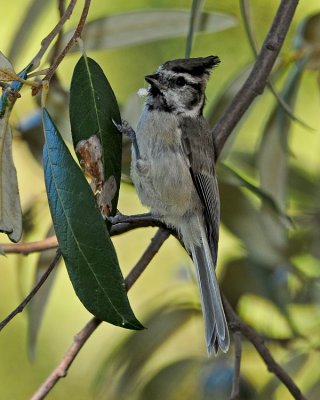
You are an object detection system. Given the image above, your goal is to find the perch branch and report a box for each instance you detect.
[0,236,58,255]
[0,214,169,255]
[31,228,170,400]
[223,297,307,400]
[0,250,61,331]
[213,0,299,158]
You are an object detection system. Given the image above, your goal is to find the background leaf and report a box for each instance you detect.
[0,117,22,242]
[42,108,142,330]
[70,55,122,217]
[63,10,236,52]
[7,0,51,63]
[27,225,59,360]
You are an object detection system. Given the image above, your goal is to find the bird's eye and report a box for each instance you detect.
[176,77,186,87]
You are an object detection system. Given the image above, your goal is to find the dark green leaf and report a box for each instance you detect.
[70,56,122,218]
[42,108,143,330]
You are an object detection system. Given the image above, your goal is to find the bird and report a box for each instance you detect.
[114,56,229,354]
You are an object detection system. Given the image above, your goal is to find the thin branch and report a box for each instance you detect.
[0,236,58,255]
[223,296,307,400]
[0,250,61,331]
[214,0,299,158]
[230,331,242,400]
[29,0,78,71]
[48,0,67,65]
[31,228,170,400]
[32,0,91,95]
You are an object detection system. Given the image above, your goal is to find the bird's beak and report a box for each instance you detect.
[144,74,161,88]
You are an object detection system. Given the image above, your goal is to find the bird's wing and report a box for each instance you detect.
[180,117,220,264]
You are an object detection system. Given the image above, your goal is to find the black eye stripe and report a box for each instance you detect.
[168,76,201,91]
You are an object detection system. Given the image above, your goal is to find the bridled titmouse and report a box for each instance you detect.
[115,56,229,354]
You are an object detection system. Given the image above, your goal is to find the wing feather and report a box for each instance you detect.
[180,116,220,263]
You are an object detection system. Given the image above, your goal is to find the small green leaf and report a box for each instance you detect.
[70,56,122,218]
[42,108,143,330]
[62,10,236,52]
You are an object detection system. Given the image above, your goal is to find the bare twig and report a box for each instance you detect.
[0,236,58,255]
[214,0,299,158]
[223,297,307,400]
[29,0,78,71]
[31,228,170,400]
[0,250,61,331]
[32,0,91,95]
[48,0,67,65]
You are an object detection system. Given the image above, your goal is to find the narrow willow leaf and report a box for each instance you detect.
[185,0,205,58]
[0,116,22,242]
[42,108,143,330]
[62,10,236,52]
[219,164,291,224]
[257,62,304,256]
[220,181,286,265]
[70,56,121,218]
[27,225,58,360]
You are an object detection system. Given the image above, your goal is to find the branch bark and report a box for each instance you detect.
[214,0,299,158]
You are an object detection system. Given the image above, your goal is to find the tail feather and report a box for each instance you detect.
[191,219,229,354]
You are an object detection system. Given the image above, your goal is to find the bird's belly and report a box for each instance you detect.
[132,149,195,219]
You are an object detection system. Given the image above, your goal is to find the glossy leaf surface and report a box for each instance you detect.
[70,56,122,217]
[42,108,142,329]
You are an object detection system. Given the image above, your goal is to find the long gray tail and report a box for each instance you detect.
[191,222,229,354]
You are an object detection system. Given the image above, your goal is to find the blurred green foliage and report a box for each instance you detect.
[0,0,320,399]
